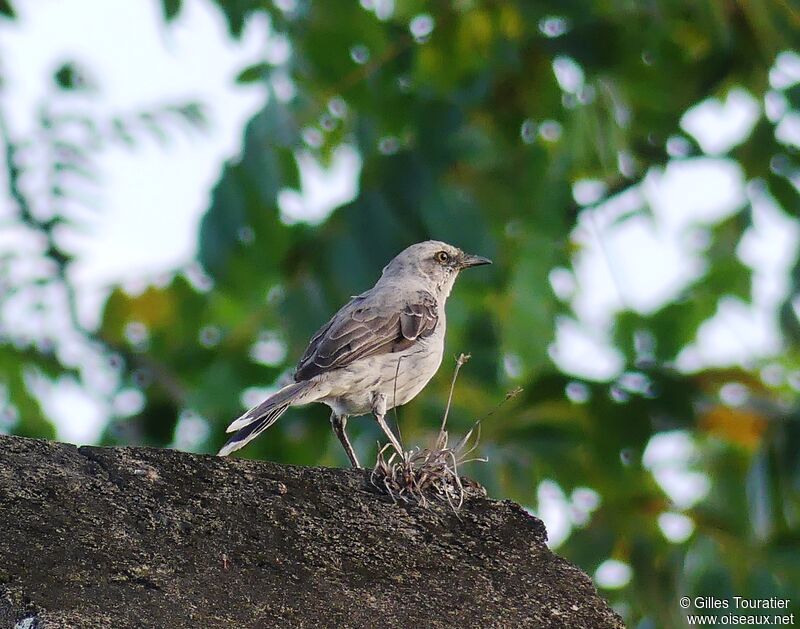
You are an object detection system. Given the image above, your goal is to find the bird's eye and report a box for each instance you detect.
[435,251,450,264]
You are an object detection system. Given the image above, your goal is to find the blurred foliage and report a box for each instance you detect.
[2,1,800,626]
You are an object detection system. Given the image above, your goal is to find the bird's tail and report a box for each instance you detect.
[218,381,310,456]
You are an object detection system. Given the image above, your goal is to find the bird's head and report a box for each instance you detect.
[381,240,491,298]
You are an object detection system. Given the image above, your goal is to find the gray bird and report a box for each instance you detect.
[218,240,491,467]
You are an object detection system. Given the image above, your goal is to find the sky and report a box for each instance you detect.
[1,0,266,319]
[2,0,799,568]
[1,0,271,442]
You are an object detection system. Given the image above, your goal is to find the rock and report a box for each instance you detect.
[0,434,623,628]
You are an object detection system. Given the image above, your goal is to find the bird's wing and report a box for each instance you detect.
[294,289,439,381]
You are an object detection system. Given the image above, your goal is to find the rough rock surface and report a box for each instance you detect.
[0,434,623,628]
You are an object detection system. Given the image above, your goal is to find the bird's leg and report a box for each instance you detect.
[372,392,404,455]
[330,412,360,469]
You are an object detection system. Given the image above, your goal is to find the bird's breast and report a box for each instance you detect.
[383,333,445,408]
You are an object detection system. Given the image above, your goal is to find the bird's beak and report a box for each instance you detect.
[459,253,492,269]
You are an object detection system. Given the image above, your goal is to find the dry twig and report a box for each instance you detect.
[371,353,522,511]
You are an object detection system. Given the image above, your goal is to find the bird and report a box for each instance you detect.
[218,240,491,467]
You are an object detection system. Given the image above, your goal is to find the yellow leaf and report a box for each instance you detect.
[458,9,494,55]
[499,5,522,40]
[698,405,767,450]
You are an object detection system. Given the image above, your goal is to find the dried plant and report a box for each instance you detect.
[370,353,522,511]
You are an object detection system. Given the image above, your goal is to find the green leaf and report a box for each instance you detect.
[0,0,14,18]
[235,63,271,84]
[501,233,562,374]
[0,346,60,440]
[161,0,181,21]
[767,173,800,216]
[198,100,298,286]
[53,63,92,91]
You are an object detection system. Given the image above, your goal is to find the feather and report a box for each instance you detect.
[294,290,438,381]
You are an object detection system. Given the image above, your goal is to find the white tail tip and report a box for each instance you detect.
[225,414,253,433]
[217,442,239,457]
